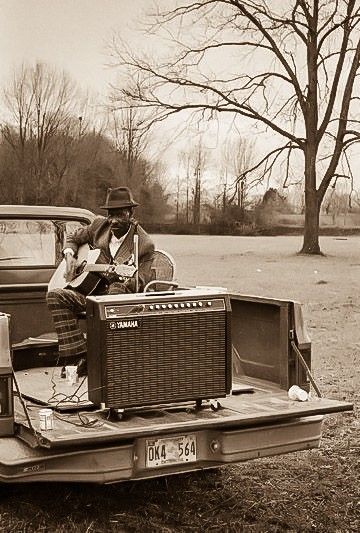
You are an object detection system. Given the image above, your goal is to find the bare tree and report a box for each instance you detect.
[177,149,193,223]
[108,105,150,186]
[228,137,255,214]
[109,0,360,254]
[323,181,351,225]
[2,62,79,203]
[190,140,208,227]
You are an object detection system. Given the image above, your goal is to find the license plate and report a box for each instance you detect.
[145,434,197,468]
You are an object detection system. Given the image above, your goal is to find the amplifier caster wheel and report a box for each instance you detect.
[209,399,221,412]
[195,399,202,409]
[109,408,125,421]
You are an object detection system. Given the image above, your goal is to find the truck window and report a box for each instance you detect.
[0,219,86,268]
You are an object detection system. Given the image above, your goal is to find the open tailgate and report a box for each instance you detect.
[14,383,352,450]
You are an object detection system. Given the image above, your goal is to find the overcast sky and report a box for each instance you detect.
[0,0,189,186]
[0,0,145,93]
[2,1,359,194]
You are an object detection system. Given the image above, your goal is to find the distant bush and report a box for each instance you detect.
[145,221,360,236]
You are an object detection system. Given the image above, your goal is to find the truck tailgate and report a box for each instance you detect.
[15,387,352,450]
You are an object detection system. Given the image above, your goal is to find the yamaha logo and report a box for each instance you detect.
[109,319,140,330]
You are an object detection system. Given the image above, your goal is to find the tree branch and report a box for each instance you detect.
[116,53,303,145]
[231,0,307,115]
[317,0,357,143]
[318,36,360,200]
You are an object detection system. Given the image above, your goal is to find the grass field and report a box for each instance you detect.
[0,235,359,532]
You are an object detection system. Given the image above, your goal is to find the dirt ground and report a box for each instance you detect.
[0,235,359,532]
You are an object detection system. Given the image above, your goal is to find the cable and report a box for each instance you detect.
[47,375,88,408]
[53,410,105,429]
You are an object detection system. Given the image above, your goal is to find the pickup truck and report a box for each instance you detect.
[0,205,352,484]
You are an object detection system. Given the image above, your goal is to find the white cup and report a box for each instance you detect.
[288,385,308,402]
[39,408,54,430]
[65,365,78,385]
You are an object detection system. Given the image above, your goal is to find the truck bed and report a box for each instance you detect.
[1,292,353,483]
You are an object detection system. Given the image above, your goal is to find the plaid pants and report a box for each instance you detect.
[46,288,87,358]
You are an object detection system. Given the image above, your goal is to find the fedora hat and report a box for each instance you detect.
[101,187,139,210]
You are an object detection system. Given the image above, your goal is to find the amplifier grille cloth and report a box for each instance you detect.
[105,311,226,406]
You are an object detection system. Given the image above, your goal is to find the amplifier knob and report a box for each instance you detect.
[168,304,173,309]
[192,302,197,307]
[186,302,191,308]
[180,303,185,308]
[161,304,167,309]
[149,305,154,310]
[207,301,212,306]
[174,303,179,308]
[198,302,203,307]
[155,305,160,310]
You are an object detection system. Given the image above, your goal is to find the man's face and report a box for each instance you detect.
[107,207,133,235]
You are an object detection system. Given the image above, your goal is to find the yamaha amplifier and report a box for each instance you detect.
[86,289,232,409]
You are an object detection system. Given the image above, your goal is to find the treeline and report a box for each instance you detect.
[0,63,170,224]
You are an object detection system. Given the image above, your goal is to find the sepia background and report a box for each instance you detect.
[0,1,359,531]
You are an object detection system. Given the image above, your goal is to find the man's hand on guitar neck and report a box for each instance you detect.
[63,250,77,282]
[83,262,137,278]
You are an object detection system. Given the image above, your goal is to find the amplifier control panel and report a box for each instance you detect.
[104,298,226,319]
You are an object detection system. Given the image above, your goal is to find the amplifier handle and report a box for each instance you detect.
[143,291,176,296]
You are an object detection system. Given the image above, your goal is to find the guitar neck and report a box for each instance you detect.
[84,264,110,273]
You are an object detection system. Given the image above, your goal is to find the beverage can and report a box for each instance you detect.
[65,365,78,385]
[39,408,54,430]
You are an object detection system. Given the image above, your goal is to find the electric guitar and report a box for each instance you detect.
[48,244,137,295]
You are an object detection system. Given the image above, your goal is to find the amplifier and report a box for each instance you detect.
[86,289,232,409]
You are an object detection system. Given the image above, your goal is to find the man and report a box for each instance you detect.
[46,186,155,374]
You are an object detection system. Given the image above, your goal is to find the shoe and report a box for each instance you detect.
[76,357,87,377]
[60,366,66,379]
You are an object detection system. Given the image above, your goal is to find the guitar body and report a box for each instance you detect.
[48,244,102,295]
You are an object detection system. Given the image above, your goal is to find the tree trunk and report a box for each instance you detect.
[300,188,321,254]
[300,137,322,254]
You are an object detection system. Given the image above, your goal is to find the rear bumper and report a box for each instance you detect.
[0,415,324,484]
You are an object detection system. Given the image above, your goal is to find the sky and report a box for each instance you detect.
[0,0,222,189]
[1,0,359,197]
[0,0,145,94]
[0,0,253,196]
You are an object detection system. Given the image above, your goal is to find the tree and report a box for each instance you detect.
[2,62,80,203]
[108,106,150,186]
[323,181,351,224]
[228,137,255,217]
[109,0,360,254]
[107,98,172,222]
[176,150,192,223]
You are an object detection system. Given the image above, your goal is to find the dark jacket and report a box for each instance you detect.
[64,216,155,292]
